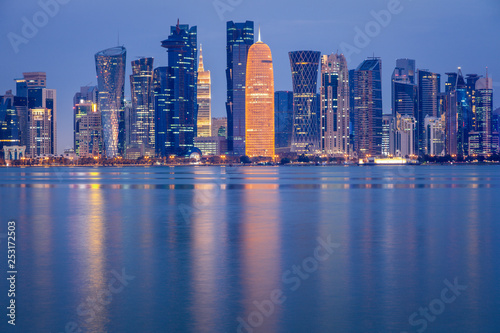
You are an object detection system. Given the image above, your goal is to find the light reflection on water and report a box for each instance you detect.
[0,165,499,332]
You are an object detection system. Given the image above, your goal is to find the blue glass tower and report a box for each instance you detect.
[153,66,169,157]
[274,91,294,151]
[159,20,198,156]
[0,91,21,156]
[289,50,321,154]
[130,57,155,154]
[226,21,254,156]
[95,46,127,157]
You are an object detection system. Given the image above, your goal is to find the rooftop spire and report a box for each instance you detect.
[198,44,204,72]
[176,18,180,34]
[258,25,261,42]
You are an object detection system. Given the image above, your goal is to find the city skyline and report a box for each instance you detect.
[1,0,499,154]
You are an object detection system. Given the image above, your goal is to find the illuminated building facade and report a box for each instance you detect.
[18,72,57,154]
[424,115,445,156]
[245,31,274,157]
[0,91,21,157]
[197,45,211,137]
[274,91,293,152]
[226,21,254,155]
[392,59,417,154]
[211,117,227,138]
[445,69,471,156]
[76,105,102,158]
[469,75,493,154]
[393,114,416,157]
[382,114,392,156]
[320,53,350,156]
[130,57,155,156]
[95,46,126,157]
[159,20,198,156]
[417,70,441,154]
[28,108,52,157]
[289,50,321,154]
[353,58,383,158]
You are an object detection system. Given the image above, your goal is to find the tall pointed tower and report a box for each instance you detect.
[245,28,275,157]
[197,45,211,137]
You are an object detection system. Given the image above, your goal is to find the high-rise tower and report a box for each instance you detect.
[95,46,126,157]
[245,29,274,158]
[289,50,321,154]
[159,20,198,156]
[320,53,350,156]
[353,58,383,158]
[197,45,211,138]
[130,57,155,156]
[417,70,441,155]
[226,21,254,155]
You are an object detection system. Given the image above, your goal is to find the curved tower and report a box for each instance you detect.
[95,46,126,157]
[245,30,274,157]
[289,50,321,154]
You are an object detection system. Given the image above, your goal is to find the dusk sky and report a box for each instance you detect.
[1,0,499,153]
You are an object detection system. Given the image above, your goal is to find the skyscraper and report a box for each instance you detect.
[226,21,254,155]
[289,50,321,154]
[470,74,493,154]
[159,20,198,156]
[28,108,52,157]
[445,68,471,156]
[20,72,57,155]
[353,58,383,158]
[130,57,155,156]
[274,91,293,152]
[424,115,446,156]
[320,53,350,156]
[95,46,126,157]
[245,29,274,158]
[153,66,169,157]
[392,59,417,154]
[417,70,441,155]
[0,91,21,157]
[197,45,211,138]
[73,86,99,156]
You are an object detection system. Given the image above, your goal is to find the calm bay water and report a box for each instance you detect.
[0,165,499,333]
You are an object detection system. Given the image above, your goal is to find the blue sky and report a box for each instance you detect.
[1,0,499,153]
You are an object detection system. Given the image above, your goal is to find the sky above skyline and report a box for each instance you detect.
[1,0,499,153]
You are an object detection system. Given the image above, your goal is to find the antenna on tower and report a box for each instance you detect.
[258,25,261,42]
[118,31,120,46]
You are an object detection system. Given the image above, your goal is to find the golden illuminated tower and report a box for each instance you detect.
[245,29,275,157]
[197,44,211,137]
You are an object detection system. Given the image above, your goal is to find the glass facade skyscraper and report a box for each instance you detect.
[353,58,383,158]
[417,70,441,155]
[95,46,126,158]
[159,21,198,156]
[392,59,417,154]
[245,31,274,158]
[289,50,321,154]
[274,91,293,152]
[0,91,21,157]
[153,67,169,157]
[130,57,155,155]
[320,53,350,156]
[226,21,254,155]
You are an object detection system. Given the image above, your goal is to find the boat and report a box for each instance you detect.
[357,157,420,166]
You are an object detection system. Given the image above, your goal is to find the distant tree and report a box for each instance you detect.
[297,154,310,163]
[280,158,291,165]
[240,155,251,164]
